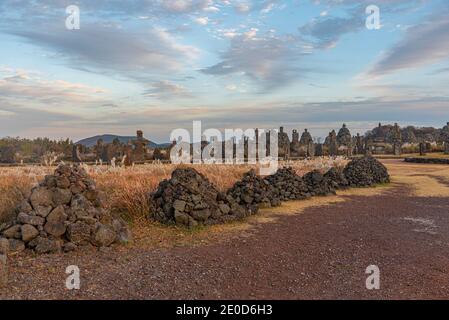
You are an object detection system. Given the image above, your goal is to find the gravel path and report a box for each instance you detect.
[1,180,449,299]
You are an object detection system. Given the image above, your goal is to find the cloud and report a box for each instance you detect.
[76,96,449,142]
[201,30,308,91]
[0,101,84,138]
[194,17,210,25]
[0,0,215,18]
[143,80,193,100]
[160,0,214,13]
[234,2,251,13]
[431,67,449,75]
[299,15,361,49]
[10,24,200,81]
[0,68,108,106]
[219,0,281,14]
[299,0,429,49]
[366,14,449,77]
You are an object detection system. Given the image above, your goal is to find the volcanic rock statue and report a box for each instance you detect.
[131,130,149,162]
[300,129,315,157]
[290,129,301,158]
[72,144,82,163]
[355,133,365,155]
[392,123,402,156]
[327,130,338,156]
[278,127,291,159]
[442,122,449,154]
[94,139,106,162]
[337,124,352,156]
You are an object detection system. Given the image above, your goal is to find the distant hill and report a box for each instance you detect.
[75,134,171,149]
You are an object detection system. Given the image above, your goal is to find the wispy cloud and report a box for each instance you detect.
[0,68,108,106]
[10,24,200,81]
[299,0,428,49]
[366,13,449,77]
[299,15,362,49]
[0,0,217,18]
[201,29,308,91]
[143,80,193,100]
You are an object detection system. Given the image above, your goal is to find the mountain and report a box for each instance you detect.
[75,134,171,148]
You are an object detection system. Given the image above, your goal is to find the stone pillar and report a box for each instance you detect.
[445,142,449,155]
[72,144,82,163]
[419,142,426,156]
[315,144,323,157]
[307,142,315,158]
[393,142,402,156]
[329,142,337,156]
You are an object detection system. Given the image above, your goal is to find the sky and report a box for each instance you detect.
[0,0,448,143]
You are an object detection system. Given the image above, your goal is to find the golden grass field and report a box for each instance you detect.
[0,157,347,223]
[383,159,449,197]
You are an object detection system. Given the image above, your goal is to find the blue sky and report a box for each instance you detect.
[0,0,448,142]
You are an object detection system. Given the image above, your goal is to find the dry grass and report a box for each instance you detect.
[382,159,449,197]
[0,157,347,222]
[0,167,48,221]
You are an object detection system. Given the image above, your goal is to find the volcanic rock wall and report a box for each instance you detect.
[150,156,389,227]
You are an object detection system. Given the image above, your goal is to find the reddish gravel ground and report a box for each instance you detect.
[1,170,449,299]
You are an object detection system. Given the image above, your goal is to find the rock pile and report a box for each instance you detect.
[263,167,310,201]
[150,159,391,227]
[303,170,337,196]
[343,156,390,187]
[324,167,349,190]
[227,169,281,212]
[150,168,248,227]
[0,165,130,254]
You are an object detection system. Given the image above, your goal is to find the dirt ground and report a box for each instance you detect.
[1,159,449,300]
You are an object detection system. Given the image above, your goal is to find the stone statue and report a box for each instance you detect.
[131,130,149,162]
[392,123,402,156]
[337,124,351,146]
[315,143,323,157]
[278,126,291,159]
[442,122,449,154]
[355,133,364,155]
[72,144,82,162]
[123,145,133,166]
[290,129,301,158]
[300,129,314,157]
[94,139,105,161]
[300,129,313,145]
[327,130,338,156]
[337,124,352,156]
